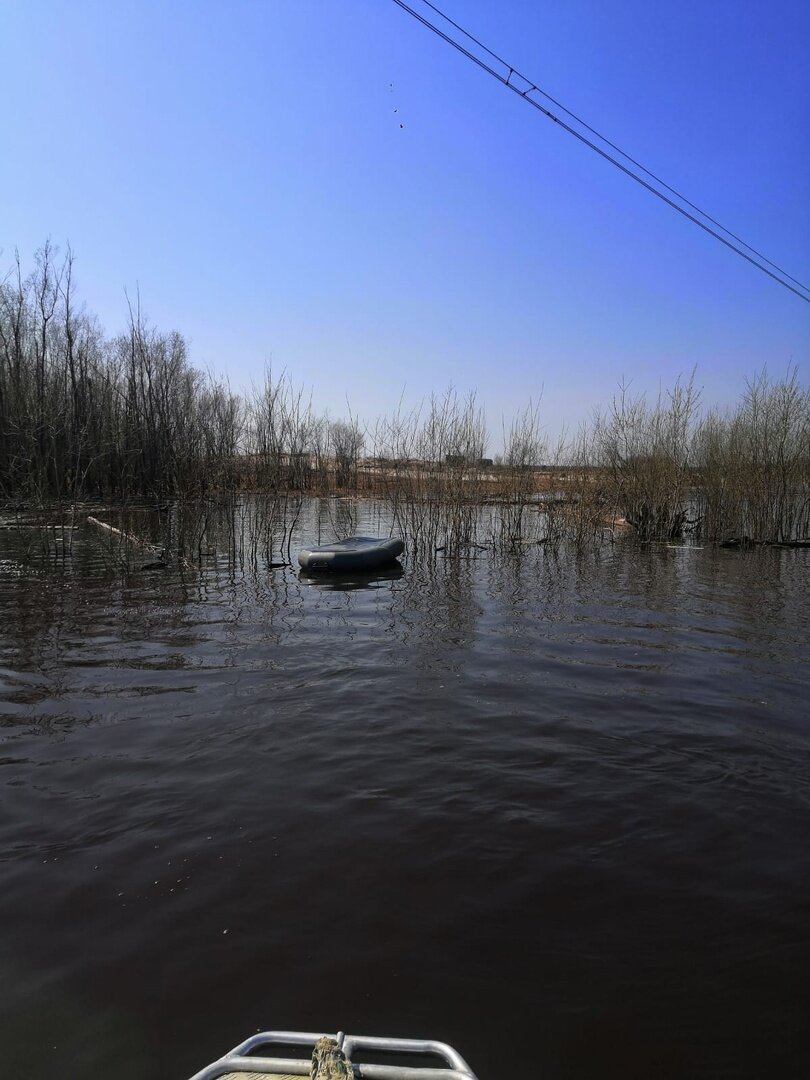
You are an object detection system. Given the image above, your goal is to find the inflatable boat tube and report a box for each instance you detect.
[297,535,404,572]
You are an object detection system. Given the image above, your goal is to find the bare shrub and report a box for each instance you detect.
[695,368,810,542]
[497,400,545,549]
[594,374,700,540]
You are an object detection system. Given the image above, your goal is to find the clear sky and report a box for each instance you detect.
[2,0,808,441]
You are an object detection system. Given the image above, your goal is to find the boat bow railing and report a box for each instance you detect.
[187,1029,478,1079]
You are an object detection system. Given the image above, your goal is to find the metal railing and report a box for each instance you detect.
[187,1029,478,1080]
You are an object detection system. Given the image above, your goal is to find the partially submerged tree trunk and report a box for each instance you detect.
[86,514,187,568]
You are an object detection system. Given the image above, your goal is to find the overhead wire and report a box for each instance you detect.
[419,0,809,295]
[390,0,810,305]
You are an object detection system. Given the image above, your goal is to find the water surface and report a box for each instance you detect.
[1,499,809,1078]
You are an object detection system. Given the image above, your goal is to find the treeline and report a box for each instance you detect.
[1,246,808,546]
[1,244,236,502]
[0,244,365,504]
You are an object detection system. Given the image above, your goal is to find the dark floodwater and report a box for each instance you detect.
[1,499,809,1080]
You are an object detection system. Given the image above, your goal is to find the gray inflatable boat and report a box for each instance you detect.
[297,535,404,572]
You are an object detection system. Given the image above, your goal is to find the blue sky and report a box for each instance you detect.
[2,0,808,441]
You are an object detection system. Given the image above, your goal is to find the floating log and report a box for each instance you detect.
[86,515,159,551]
[86,515,190,569]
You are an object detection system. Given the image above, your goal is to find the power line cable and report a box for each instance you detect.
[391,0,810,305]
[420,0,809,294]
